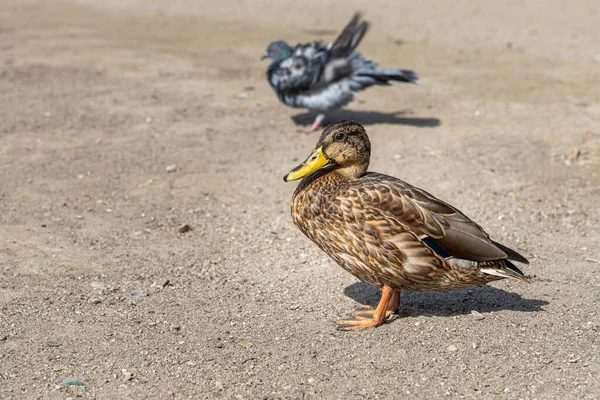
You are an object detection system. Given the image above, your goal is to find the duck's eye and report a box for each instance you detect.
[270,48,276,53]
[334,132,345,141]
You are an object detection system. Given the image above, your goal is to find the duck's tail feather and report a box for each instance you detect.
[330,13,369,59]
[481,260,531,283]
[492,240,530,264]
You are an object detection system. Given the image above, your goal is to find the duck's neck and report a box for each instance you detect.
[295,163,368,196]
[332,163,369,181]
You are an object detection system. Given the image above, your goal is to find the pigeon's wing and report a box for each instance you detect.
[321,13,369,84]
[268,41,329,92]
[329,13,369,59]
[269,14,369,92]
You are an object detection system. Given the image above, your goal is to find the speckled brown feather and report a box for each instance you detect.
[288,121,529,294]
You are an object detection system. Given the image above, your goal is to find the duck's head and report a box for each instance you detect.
[261,41,293,62]
[284,121,371,182]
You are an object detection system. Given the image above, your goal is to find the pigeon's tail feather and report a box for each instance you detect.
[330,13,369,59]
[359,68,420,85]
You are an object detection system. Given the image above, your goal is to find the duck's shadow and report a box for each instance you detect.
[292,109,441,128]
[344,282,547,317]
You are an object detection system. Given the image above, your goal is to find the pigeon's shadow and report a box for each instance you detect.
[292,109,441,128]
[343,282,547,317]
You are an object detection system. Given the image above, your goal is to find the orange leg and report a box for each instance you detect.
[387,289,400,314]
[352,287,400,318]
[336,285,400,331]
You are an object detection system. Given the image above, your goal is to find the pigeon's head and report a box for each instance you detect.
[261,41,293,62]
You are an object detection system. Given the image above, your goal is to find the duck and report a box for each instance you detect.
[261,13,419,132]
[283,121,530,330]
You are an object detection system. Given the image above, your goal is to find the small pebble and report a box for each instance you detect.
[170,324,181,332]
[47,339,62,347]
[130,290,144,297]
[568,354,580,363]
[235,92,248,99]
[88,298,102,305]
[0,335,7,341]
[176,224,192,234]
[471,310,485,320]
[90,281,108,290]
[216,342,223,348]
[563,148,581,166]
[289,304,300,310]
[446,345,457,352]
[59,378,87,387]
[165,164,177,173]
[122,369,134,381]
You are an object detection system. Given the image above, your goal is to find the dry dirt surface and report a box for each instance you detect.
[1,0,600,398]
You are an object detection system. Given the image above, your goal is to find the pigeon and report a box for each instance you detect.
[261,13,419,132]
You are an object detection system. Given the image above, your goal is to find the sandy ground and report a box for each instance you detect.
[1,0,599,398]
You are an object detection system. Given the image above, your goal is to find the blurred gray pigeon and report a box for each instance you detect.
[261,13,419,132]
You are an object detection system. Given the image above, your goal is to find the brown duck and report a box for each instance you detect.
[284,121,530,330]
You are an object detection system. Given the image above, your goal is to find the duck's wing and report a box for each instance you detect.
[348,173,529,264]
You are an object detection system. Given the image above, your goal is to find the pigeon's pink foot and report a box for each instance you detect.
[297,113,325,133]
[300,120,323,133]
